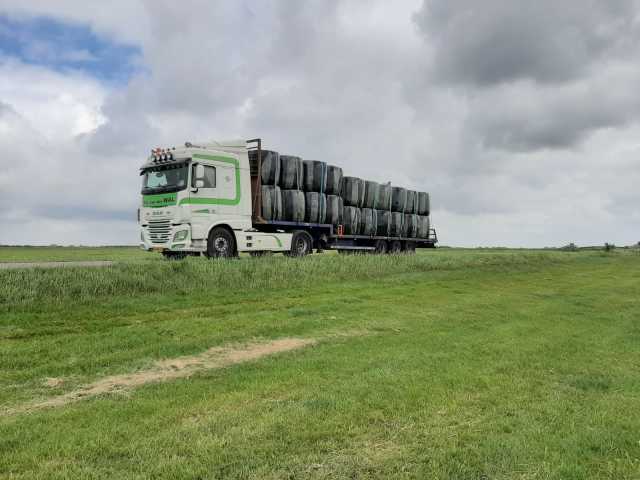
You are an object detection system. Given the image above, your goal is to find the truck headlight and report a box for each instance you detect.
[173,230,188,242]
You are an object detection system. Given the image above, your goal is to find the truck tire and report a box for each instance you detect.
[302,160,327,192]
[280,155,303,189]
[359,208,377,236]
[281,189,305,222]
[261,185,282,221]
[417,192,430,216]
[342,176,363,207]
[326,195,343,226]
[391,187,407,212]
[206,227,237,258]
[363,181,379,209]
[389,212,404,237]
[376,184,391,211]
[405,190,416,214]
[373,239,388,254]
[286,230,313,257]
[304,192,326,223]
[389,240,403,254]
[404,214,418,238]
[376,209,390,236]
[325,165,343,195]
[249,150,280,185]
[404,241,416,254]
[342,206,360,234]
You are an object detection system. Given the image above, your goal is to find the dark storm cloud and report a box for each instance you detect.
[413,0,639,86]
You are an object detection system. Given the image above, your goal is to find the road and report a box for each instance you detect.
[0,261,114,270]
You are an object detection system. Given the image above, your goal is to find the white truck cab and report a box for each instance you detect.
[139,140,292,258]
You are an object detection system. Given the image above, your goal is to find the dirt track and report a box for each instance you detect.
[0,261,113,270]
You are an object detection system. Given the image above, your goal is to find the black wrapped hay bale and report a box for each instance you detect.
[376,210,390,236]
[376,184,391,211]
[404,214,418,238]
[390,212,404,237]
[302,160,327,193]
[363,181,379,209]
[249,150,280,185]
[304,192,327,223]
[417,215,430,238]
[405,190,416,214]
[280,155,303,190]
[342,176,363,207]
[261,185,282,221]
[326,195,343,226]
[281,189,305,222]
[391,187,407,213]
[417,192,430,216]
[360,208,377,236]
[325,165,343,196]
[342,206,360,235]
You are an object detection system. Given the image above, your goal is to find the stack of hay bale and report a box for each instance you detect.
[251,149,430,239]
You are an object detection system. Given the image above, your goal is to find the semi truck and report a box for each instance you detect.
[139,138,437,258]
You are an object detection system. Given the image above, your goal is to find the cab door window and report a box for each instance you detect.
[192,165,216,188]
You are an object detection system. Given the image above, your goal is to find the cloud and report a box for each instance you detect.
[413,0,640,86]
[0,1,638,247]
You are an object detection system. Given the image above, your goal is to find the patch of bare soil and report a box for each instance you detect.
[4,337,315,416]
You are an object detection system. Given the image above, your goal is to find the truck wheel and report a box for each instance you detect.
[286,230,313,257]
[373,239,388,255]
[389,240,402,254]
[206,227,237,258]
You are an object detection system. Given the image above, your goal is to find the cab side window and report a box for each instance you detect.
[192,165,216,188]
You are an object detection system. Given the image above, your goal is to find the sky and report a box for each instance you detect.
[0,0,638,247]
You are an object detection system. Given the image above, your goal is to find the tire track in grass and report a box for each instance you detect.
[2,331,367,416]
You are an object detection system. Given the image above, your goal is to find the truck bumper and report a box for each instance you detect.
[140,224,206,253]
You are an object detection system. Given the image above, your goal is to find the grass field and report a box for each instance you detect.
[0,246,147,263]
[1,248,639,479]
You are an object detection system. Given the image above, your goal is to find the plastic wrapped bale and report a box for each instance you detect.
[376,210,391,236]
[417,192,430,216]
[363,181,379,209]
[342,206,361,235]
[261,185,282,221]
[389,212,404,237]
[304,192,327,223]
[391,187,407,212]
[325,165,343,195]
[417,215,430,238]
[342,176,363,207]
[359,208,377,236]
[358,178,366,207]
[405,190,416,214]
[404,214,418,238]
[326,195,343,226]
[279,155,303,189]
[248,150,280,185]
[281,189,305,222]
[376,184,391,211]
[302,160,327,192]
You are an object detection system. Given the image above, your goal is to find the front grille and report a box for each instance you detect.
[146,219,171,244]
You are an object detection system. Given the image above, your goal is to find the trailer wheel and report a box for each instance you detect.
[286,230,313,257]
[162,252,187,260]
[404,242,416,254]
[373,240,388,255]
[389,240,403,254]
[206,227,237,258]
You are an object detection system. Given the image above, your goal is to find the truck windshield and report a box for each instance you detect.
[141,163,189,194]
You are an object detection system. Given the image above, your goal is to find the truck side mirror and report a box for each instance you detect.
[195,179,205,188]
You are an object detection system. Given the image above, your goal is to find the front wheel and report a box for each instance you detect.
[206,227,237,258]
[286,230,313,257]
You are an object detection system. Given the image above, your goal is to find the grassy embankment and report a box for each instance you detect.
[1,249,639,479]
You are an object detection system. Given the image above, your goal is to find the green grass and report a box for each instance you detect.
[0,245,146,263]
[1,249,639,479]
